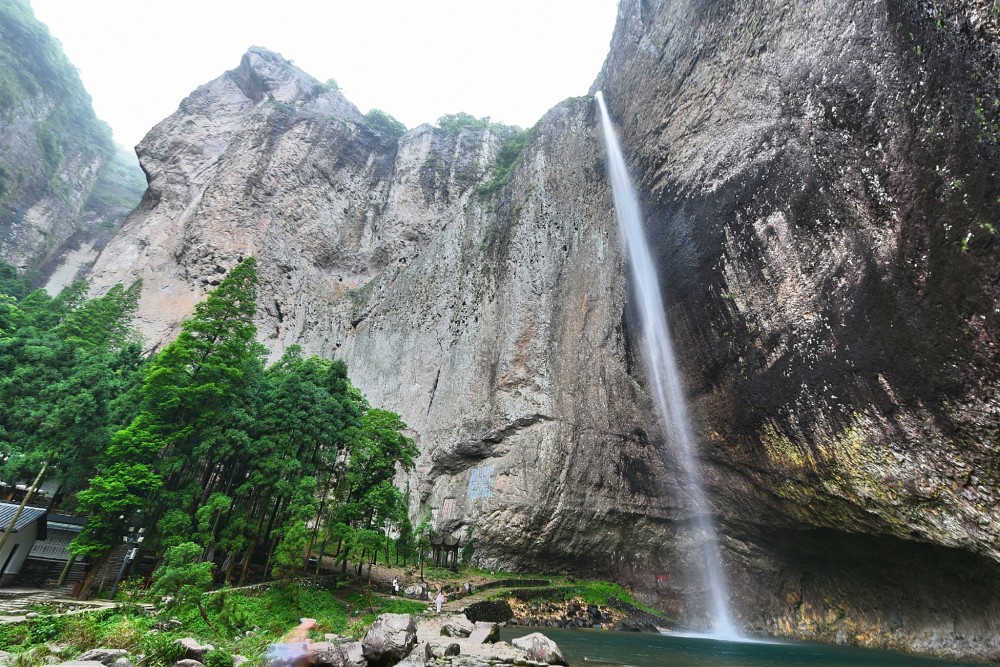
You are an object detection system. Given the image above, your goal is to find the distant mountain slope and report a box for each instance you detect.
[0,0,144,285]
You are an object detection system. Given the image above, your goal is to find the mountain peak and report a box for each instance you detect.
[229,46,319,104]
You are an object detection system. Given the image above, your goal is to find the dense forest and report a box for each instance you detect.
[0,258,420,598]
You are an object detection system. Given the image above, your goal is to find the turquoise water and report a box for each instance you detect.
[502,628,970,666]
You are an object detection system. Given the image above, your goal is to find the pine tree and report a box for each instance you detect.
[72,258,261,598]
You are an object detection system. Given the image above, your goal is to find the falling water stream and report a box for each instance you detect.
[595,91,740,639]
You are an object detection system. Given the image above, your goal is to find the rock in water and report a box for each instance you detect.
[511,633,567,666]
[361,613,418,666]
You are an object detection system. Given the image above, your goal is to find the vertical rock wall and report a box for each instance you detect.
[81,0,1000,659]
[597,0,1000,657]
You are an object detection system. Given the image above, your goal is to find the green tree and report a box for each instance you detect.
[0,260,38,301]
[271,519,309,614]
[396,509,415,566]
[150,542,217,630]
[437,112,492,133]
[364,109,406,139]
[71,258,261,597]
[0,276,144,502]
[0,294,22,336]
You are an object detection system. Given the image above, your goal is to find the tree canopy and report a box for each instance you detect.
[0,258,419,598]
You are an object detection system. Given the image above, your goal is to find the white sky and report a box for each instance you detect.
[30,0,619,149]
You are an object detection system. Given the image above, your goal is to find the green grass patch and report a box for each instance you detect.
[1,585,356,664]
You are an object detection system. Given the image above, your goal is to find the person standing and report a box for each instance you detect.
[392,577,399,597]
[435,588,445,613]
[265,618,318,667]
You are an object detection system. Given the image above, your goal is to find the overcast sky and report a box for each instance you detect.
[31,0,619,149]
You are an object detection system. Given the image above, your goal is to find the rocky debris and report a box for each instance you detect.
[510,633,567,666]
[587,604,602,624]
[504,595,669,633]
[0,652,11,667]
[411,614,564,667]
[361,613,418,666]
[431,644,460,659]
[176,638,214,662]
[75,650,128,665]
[173,660,203,667]
[508,598,614,630]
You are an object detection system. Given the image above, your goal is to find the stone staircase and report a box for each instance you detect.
[0,585,108,621]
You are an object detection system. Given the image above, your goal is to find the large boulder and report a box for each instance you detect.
[403,584,425,599]
[467,622,499,645]
[340,642,366,667]
[511,633,567,666]
[393,642,431,667]
[308,640,365,667]
[440,616,474,638]
[309,642,347,667]
[361,614,417,666]
[176,639,214,662]
[75,650,128,666]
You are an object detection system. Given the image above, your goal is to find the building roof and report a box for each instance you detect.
[48,512,87,528]
[0,503,47,533]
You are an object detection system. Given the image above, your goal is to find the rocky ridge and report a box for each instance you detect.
[80,0,1000,660]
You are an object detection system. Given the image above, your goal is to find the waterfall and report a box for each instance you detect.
[595,91,740,639]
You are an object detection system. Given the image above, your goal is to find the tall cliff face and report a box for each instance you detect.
[88,46,678,580]
[598,0,1000,656]
[0,0,145,283]
[84,0,1000,659]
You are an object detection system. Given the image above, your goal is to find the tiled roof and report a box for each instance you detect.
[0,503,47,533]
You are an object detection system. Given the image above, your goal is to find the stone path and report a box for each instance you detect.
[0,586,116,623]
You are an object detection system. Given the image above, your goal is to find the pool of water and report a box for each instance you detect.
[501,628,969,667]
